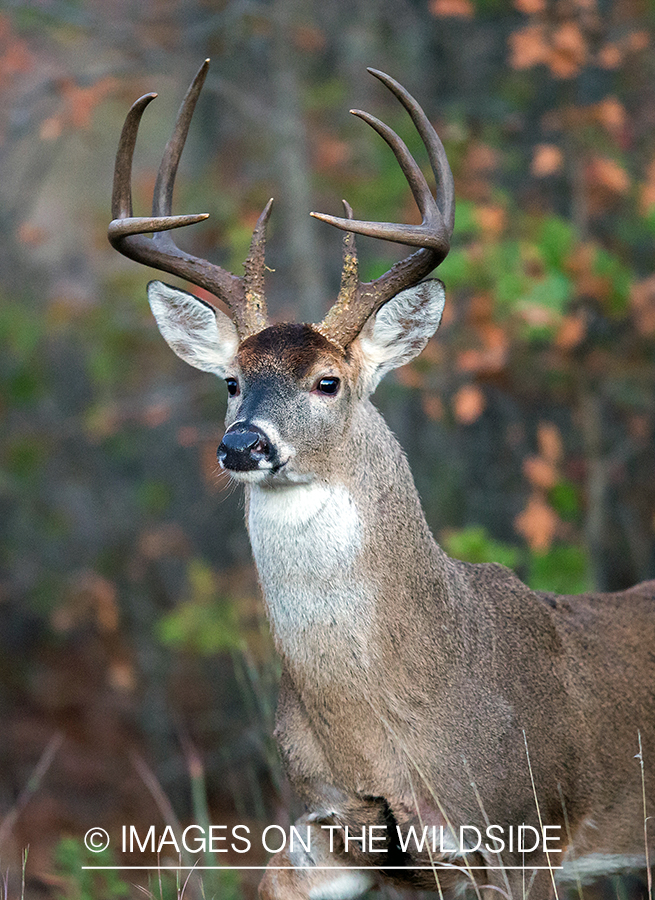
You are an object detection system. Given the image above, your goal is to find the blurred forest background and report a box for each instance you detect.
[1,0,655,896]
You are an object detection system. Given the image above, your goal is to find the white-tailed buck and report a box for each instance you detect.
[109,61,655,900]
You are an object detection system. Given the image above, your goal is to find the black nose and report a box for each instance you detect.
[218,426,275,472]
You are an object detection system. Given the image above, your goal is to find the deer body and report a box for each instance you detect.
[247,383,655,897]
[109,62,655,900]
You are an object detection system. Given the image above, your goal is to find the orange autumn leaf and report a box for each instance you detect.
[429,0,474,17]
[178,426,199,447]
[587,156,630,196]
[626,31,649,53]
[453,384,486,425]
[315,135,350,171]
[108,660,137,693]
[457,346,508,375]
[138,523,189,561]
[565,242,611,300]
[532,144,564,177]
[396,365,424,390]
[548,22,587,78]
[523,456,558,490]
[53,571,120,634]
[422,393,444,421]
[509,24,549,70]
[555,313,586,350]
[640,158,655,214]
[475,205,506,237]
[630,275,655,337]
[515,494,559,552]
[593,97,626,135]
[627,414,650,441]
[40,116,63,141]
[514,0,546,12]
[143,402,171,428]
[467,292,495,323]
[457,322,509,375]
[17,222,47,247]
[518,302,559,329]
[60,76,118,129]
[0,14,34,88]
[537,422,563,465]
[465,143,500,174]
[292,25,326,53]
[597,43,622,69]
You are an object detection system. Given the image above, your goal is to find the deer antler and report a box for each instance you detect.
[108,59,272,339]
[312,68,455,349]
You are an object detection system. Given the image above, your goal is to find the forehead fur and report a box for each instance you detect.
[238,324,345,378]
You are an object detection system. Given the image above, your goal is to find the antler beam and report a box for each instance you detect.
[313,68,455,349]
[108,59,272,339]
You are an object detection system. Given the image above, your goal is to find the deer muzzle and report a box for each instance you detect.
[218,424,277,473]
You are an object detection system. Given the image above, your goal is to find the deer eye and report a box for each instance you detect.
[315,377,340,396]
[226,378,239,397]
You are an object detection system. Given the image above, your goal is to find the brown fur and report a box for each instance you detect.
[238,324,345,379]
[249,393,655,900]
[145,283,655,900]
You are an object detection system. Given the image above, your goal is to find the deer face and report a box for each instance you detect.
[147,279,445,486]
[222,323,357,485]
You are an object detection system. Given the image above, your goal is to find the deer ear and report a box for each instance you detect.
[147,281,239,377]
[355,279,445,393]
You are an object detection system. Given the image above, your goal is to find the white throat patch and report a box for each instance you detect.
[247,483,370,671]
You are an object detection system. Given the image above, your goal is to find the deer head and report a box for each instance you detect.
[108,60,454,485]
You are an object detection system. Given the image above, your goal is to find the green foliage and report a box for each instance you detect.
[537,216,577,272]
[452,199,481,238]
[304,77,347,111]
[435,247,471,289]
[0,300,44,357]
[158,559,244,654]
[592,246,631,315]
[521,271,573,314]
[136,479,173,516]
[6,435,46,482]
[209,866,242,900]
[548,480,581,521]
[54,837,129,900]
[443,526,591,595]
[488,240,527,310]
[442,526,521,569]
[0,298,46,406]
[526,545,591,595]
[471,0,512,19]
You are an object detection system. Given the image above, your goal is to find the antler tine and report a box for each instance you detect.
[318,201,359,349]
[369,68,455,236]
[243,198,274,334]
[152,62,209,219]
[108,60,271,339]
[109,92,209,238]
[312,112,443,249]
[313,70,454,349]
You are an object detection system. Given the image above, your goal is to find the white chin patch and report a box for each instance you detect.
[308,872,374,900]
[223,468,272,484]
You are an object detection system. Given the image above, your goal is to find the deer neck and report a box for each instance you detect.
[245,400,454,681]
